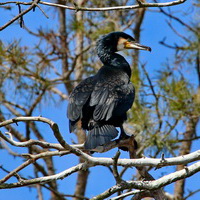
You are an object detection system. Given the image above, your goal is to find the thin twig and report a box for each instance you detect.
[0,0,41,31]
[141,64,162,130]
[0,0,187,31]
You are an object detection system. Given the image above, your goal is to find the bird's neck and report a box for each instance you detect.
[98,52,131,77]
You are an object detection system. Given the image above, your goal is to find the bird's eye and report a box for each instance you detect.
[127,38,132,42]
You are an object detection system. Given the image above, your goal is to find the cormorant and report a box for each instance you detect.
[67,32,151,150]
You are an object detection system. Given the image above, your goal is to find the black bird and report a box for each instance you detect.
[67,32,151,150]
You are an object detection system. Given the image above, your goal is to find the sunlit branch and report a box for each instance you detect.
[0,115,200,198]
[0,0,187,11]
[1,156,200,194]
[0,150,69,184]
[91,161,200,200]
[0,131,64,150]
[0,116,92,159]
[0,139,21,157]
[0,163,87,189]
[1,117,200,168]
[0,0,186,30]
[110,190,145,200]
[0,0,41,31]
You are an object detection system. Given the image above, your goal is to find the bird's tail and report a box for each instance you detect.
[84,124,118,150]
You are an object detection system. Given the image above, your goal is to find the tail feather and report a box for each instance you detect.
[84,125,118,150]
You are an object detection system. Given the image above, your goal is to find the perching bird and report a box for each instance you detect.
[67,32,151,150]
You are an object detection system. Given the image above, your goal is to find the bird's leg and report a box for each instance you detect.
[88,119,96,130]
[118,125,130,151]
[119,125,130,140]
[118,125,138,151]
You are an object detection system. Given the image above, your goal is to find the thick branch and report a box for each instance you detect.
[0,116,91,158]
[0,150,69,184]
[91,161,200,200]
[0,0,187,12]
[1,158,200,193]
[39,0,187,11]
[0,163,87,189]
[0,0,187,32]
[1,117,200,168]
[0,131,64,150]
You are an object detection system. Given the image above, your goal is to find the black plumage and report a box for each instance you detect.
[67,32,151,150]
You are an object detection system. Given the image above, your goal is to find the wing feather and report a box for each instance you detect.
[67,76,96,122]
[89,74,134,121]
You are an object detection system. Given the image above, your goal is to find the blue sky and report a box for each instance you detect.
[0,0,200,199]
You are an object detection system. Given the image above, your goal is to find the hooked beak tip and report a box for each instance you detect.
[147,47,152,52]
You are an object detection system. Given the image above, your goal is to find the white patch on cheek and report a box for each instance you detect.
[117,43,125,51]
[117,37,127,51]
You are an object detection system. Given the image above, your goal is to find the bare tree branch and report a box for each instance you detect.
[0,0,186,30]
[0,116,200,200]
[110,189,144,200]
[0,0,40,31]
[1,116,200,168]
[91,161,200,200]
[0,163,87,189]
[0,0,187,12]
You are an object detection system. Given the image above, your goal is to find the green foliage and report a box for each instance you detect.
[158,68,200,118]
[0,40,28,68]
[70,18,85,32]
[0,39,58,110]
[89,23,115,41]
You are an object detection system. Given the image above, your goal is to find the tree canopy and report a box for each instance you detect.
[0,0,200,199]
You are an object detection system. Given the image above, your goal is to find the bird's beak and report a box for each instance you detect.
[125,41,151,52]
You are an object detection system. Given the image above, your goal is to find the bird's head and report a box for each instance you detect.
[117,32,151,52]
[97,31,151,54]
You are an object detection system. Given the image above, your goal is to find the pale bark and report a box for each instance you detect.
[174,116,199,199]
